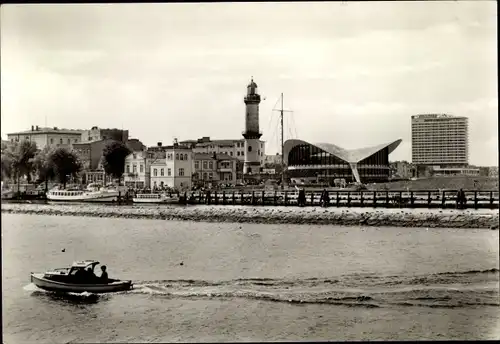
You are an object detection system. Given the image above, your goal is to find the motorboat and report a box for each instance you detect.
[132,192,180,204]
[46,183,120,202]
[30,260,133,293]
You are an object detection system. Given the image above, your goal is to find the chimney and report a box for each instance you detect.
[157,142,162,147]
[31,125,34,131]
[36,125,39,131]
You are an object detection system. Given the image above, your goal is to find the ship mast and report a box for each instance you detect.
[273,93,292,188]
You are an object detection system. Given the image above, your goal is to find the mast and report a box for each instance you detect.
[280,93,284,187]
[273,93,292,189]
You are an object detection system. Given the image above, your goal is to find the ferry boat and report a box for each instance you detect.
[132,193,180,204]
[30,260,133,293]
[47,183,120,202]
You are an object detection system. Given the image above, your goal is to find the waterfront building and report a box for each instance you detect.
[192,153,240,187]
[124,150,149,189]
[179,136,265,166]
[148,141,193,191]
[7,125,84,150]
[283,139,402,185]
[72,139,114,184]
[80,126,129,143]
[242,78,262,176]
[411,114,471,176]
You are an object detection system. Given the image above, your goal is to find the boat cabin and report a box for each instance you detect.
[68,260,100,276]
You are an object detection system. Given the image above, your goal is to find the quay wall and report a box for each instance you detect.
[1,203,498,229]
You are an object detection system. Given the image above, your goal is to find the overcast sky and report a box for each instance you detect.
[1,2,497,165]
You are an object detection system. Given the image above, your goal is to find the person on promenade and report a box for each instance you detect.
[321,189,330,207]
[456,188,466,209]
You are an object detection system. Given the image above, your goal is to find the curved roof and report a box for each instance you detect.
[283,139,402,165]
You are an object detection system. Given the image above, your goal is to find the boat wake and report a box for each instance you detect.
[24,269,499,309]
[124,268,499,309]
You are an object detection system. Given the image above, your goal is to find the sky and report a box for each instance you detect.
[1,2,497,165]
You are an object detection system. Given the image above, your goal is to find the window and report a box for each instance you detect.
[230,152,233,156]
[60,138,63,144]
[258,150,260,155]
[168,168,171,176]
[179,168,185,176]
[133,154,136,159]
[154,168,158,176]
[68,139,71,144]
[74,139,78,143]
[209,162,213,169]
[26,136,29,140]
[203,161,208,169]
[180,154,184,160]
[237,152,240,156]
[228,174,233,180]
[126,165,130,173]
[133,165,137,173]
[203,172,208,180]
[140,164,144,173]
[161,168,164,176]
[184,154,188,160]
[50,138,54,144]
[261,143,263,148]
[194,161,199,169]
[209,172,213,180]
[248,145,252,152]
[176,153,179,160]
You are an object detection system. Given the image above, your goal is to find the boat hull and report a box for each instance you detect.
[47,194,119,202]
[30,273,133,293]
[132,198,180,204]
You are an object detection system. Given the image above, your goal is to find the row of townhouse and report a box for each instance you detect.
[123,142,242,191]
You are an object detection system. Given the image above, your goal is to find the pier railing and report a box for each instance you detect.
[184,190,500,209]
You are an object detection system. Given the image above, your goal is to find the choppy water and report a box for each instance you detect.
[2,213,499,342]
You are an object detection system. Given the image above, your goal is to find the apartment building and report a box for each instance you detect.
[7,125,84,150]
[80,126,129,143]
[148,142,193,191]
[411,114,469,167]
[193,153,240,187]
[124,151,148,188]
[180,136,266,166]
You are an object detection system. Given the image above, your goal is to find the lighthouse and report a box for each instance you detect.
[242,78,262,175]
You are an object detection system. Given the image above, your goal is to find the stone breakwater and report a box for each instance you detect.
[2,203,499,229]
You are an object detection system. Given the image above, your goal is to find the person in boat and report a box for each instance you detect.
[100,265,108,283]
[74,268,86,283]
[85,267,97,282]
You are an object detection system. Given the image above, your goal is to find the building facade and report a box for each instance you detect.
[283,139,402,185]
[80,126,129,143]
[7,125,84,150]
[411,114,469,167]
[179,137,265,166]
[242,78,262,175]
[192,153,239,187]
[72,139,114,184]
[124,151,149,188]
[148,142,193,191]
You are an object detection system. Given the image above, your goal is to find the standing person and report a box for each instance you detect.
[100,265,108,283]
[322,189,330,207]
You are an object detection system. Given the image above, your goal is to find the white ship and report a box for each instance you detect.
[132,193,180,204]
[47,183,120,202]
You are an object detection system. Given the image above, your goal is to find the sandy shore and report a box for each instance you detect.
[2,202,499,229]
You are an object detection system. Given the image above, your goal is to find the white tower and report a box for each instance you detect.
[242,78,262,175]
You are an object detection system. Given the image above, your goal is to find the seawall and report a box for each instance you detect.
[1,203,499,229]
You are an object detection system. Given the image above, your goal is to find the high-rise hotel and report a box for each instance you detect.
[411,114,477,176]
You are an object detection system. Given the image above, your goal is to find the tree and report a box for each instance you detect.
[48,148,82,188]
[2,141,38,193]
[102,140,131,185]
[33,147,56,192]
